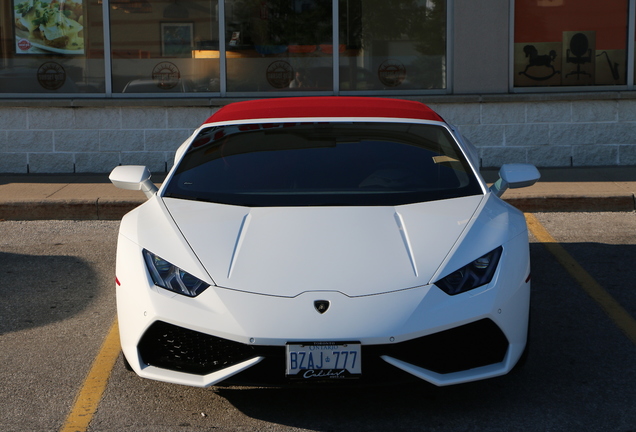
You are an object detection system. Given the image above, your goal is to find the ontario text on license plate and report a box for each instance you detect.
[286,342,361,380]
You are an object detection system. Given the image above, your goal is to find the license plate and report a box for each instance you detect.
[286,342,361,380]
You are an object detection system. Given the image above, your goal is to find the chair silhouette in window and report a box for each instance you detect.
[565,33,592,80]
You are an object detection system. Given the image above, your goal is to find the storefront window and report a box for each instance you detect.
[339,0,446,91]
[224,0,332,93]
[514,0,629,87]
[110,0,219,93]
[1,0,448,96]
[1,0,105,93]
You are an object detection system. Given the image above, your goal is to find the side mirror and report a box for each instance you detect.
[490,163,540,198]
[109,165,158,199]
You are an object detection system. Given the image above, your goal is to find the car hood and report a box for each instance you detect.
[162,195,485,297]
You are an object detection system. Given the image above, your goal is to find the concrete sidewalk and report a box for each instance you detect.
[0,167,635,220]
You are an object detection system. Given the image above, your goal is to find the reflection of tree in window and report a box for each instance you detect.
[228,0,331,47]
[341,0,446,89]
[342,0,445,55]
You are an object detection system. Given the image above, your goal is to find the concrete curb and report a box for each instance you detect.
[504,195,636,213]
[0,199,144,221]
[1,168,635,220]
[1,194,634,221]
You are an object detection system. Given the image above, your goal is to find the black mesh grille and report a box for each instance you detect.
[137,319,508,381]
[138,321,266,375]
[369,318,509,374]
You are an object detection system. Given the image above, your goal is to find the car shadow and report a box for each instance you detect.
[209,241,636,431]
[213,378,511,431]
[0,251,98,335]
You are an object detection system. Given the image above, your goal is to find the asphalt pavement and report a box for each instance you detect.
[0,166,635,220]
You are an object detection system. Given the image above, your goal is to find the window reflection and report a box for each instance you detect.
[339,0,446,91]
[0,0,448,94]
[224,0,446,93]
[110,0,220,93]
[1,0,105,93]
[225,0,333,92]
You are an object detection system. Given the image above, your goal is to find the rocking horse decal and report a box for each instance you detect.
[518,45,561,81]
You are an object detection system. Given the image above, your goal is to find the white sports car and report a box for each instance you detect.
[109,97,540,387]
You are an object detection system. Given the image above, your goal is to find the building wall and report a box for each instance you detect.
[0,104,212,173]
[452,0,510,94]
[431,95,636,168]
[2,2,634,173]
[2,93,635,174]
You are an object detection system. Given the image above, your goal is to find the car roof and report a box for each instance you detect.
[203,97,445,125]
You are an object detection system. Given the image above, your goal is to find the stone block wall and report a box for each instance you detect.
[430,97,636,168]
[0,106,215,174]
[1,94,635,173]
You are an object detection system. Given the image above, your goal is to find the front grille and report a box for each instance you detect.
[138,318,508,381]
[138,321,268,375]
[370,318,509,374]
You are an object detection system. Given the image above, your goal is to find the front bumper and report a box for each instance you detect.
[136,318,510,386]
[116,232,531,387]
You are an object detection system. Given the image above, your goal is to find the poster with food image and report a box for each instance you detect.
[14,0,85,54]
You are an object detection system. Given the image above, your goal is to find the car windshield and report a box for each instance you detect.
[164,122,483,207]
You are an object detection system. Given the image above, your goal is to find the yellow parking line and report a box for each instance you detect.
[60,319,120,432]
[525,213,636,346]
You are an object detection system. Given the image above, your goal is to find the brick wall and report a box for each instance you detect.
[1,96,635,173]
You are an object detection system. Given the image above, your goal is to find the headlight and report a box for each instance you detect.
[434,246,503,295]
[143,249,210,297]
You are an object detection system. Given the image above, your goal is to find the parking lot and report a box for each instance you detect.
[1,212,635,432]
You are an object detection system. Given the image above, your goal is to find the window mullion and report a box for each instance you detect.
[333,0,339,95]
[103,0,113,96]
[628,0,635,88]
[219,0,227,96]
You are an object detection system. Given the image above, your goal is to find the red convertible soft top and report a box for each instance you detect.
[203,97,444,124]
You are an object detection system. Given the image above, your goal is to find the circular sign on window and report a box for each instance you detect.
[266,61,294,89]
[378,59,406,87]
[17,38,32,52]
[152,62,181,90]
[37,62,66,90]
